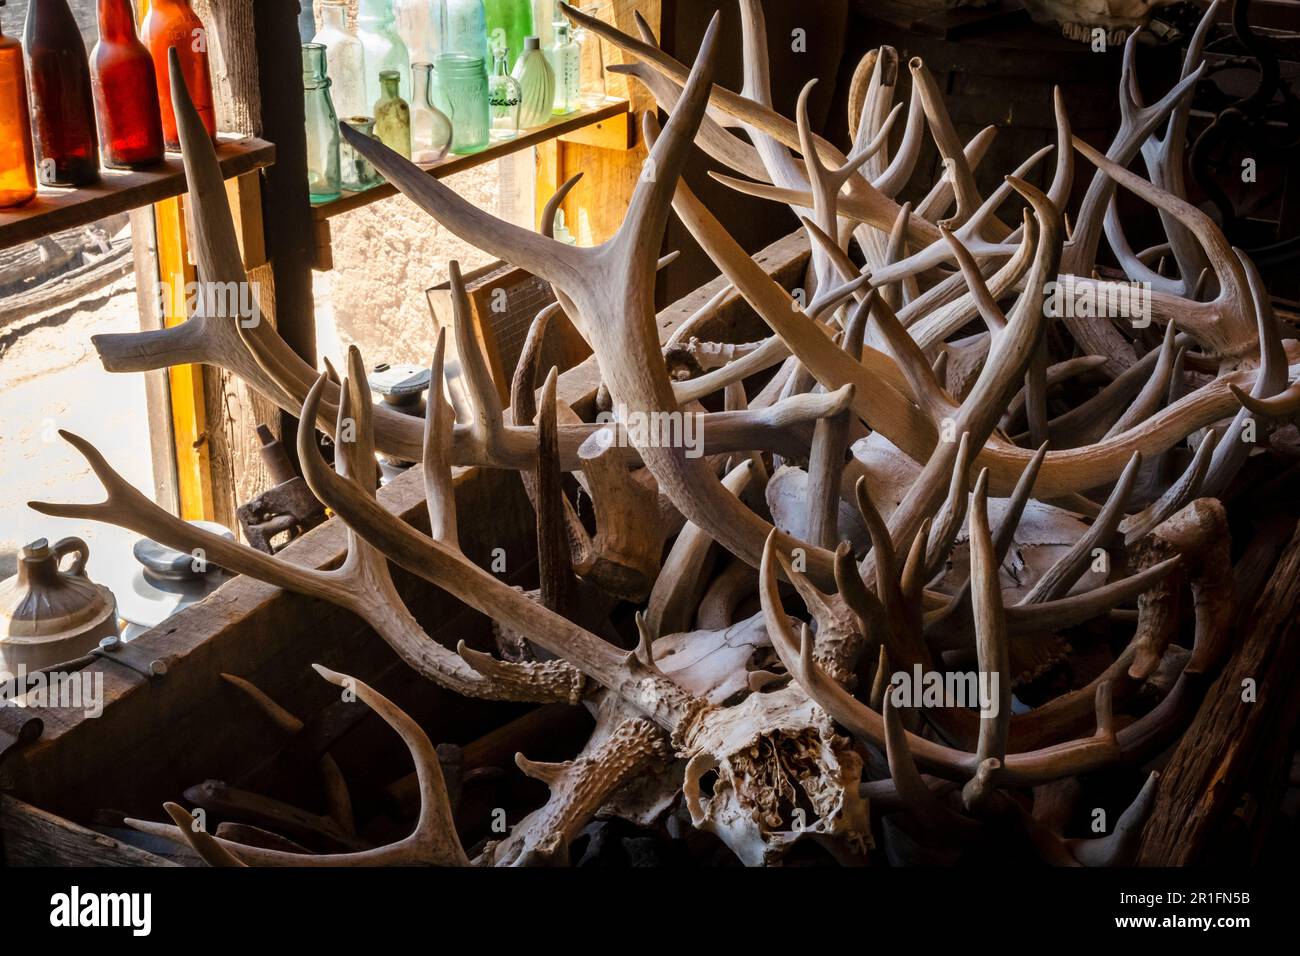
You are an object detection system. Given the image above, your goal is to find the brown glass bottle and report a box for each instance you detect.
[0,1,37,206]
[24,0,100,186]
[142,0,214,150]
[92,0,163,168]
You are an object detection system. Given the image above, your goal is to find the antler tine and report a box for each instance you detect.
[880,201,913,310]
[867,288,957,423]
[535,367,573,616]
[914,124,997,223]
[445,260,508,463]
[854,478,925,668]
[968,470,1011,771]
[1067,771,1159,867]
[940,224,1008,333]
[338,346,379,489]
[874,57,927,198]
[1122,429,1219,546]
[1046,88,1074,213]
[423,328,459,549]
[909,57,987,231]
[1103,321,1180,439]
[924,431,974,582]
[161,802,246,867]
[882,693,982,838]
[1021,451,1142,605]
[1004,555,1182,634]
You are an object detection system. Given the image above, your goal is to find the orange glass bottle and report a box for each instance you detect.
[0,1,37,207]
[92,0,164,168]
[24,0,100,186]
[141,0,214,150]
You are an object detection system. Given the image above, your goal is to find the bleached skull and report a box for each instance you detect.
[681,685,872,866]
[1021,0,1180,43]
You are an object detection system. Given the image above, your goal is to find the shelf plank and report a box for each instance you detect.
[313,99,631,221]
[0,136,275,253]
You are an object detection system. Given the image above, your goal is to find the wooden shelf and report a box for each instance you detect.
[312,98,630,221]
[0,136,276,253]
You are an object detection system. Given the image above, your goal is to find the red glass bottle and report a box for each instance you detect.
[142,0,214,150]
[91,0,164,168]
[0,1,37,207]
[24,0,100,186]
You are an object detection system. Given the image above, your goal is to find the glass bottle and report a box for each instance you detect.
[572,4,606,108]
[487,47,519,141]
[23,0,99,186]
[91,0,164,169]
[302,43,341,204]
[0,2,36,206]
[357,0,409,110]
[394,0,440,65]
[441,0,487,62]
[313,1,368,120]
[340,115,383,190]
[512,35,552,128]
[435,52,487,154]
[546,18,578,115]
[142,0,215,150]
[372,68,411,158]
[410,61,451,163]
[483,0,531,71]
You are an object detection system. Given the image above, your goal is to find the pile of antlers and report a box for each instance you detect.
[31,1,1295,865]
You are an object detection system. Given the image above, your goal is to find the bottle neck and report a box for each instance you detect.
[321,4,349,33]
[98,0,140,41]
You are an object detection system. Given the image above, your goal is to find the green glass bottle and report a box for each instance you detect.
[546,18,579,115]
[436,52,488,155]
[373,68,411,159]
[302,43,341,204]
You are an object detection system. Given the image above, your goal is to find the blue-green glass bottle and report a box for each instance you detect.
[435,52,489,155]
[441,0,489,62]
[303,44,341,204]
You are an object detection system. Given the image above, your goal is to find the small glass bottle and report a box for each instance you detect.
[442,0,488,62]
[410,61,451,163]
[483,0,532,71]
[24,0,99,186]
[92,0,165,169]
[394,0,441,65]
[313,1,368,120]
[340,115,383,190]
[142,0,216,150]
[373,68,411,159]
[546,18,579,115]
[572,4,606,108]
[435,52,488,155]
[512,35,552,128]
[357,0,409,110]
[303,43,341,204]
[0,2,36,207]
[487,47,520,141]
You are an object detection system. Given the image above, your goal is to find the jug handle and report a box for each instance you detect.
[51,537,90,577]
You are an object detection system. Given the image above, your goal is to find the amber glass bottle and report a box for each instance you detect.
[142,0,214,149]
[0,2,37,206]
[24,0,100,186]
[91,0,164,168]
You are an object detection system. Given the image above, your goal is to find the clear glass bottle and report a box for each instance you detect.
[340,115,383,190]
[410,61,451,163]
[394,0,440,65]
[441,0,488,62]
[313,1,368,120]
[511,35,552,128]
[546,18,578,115]
[302,43,341,204]
[0,1,36,207]
[357,0,409,110]
[483,0,531,71]
[487,47,520,141]
[24,0,99,186]
[372,68,411,159]
[435,52,488,155]
[572,4,606,108]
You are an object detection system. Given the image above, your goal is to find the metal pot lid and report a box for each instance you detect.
[132,521,234,581]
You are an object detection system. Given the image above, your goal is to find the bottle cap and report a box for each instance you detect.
[523,36,540,51]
